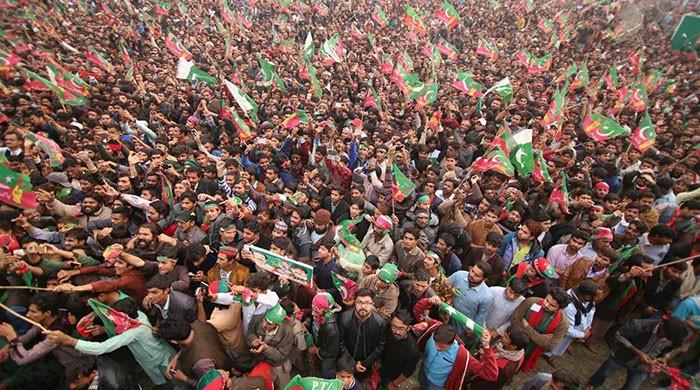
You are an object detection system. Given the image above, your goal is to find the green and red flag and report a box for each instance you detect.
[0,47,21,67]
[532,152,552,183]
[164,33,192,60]
[538,18,553,34]
[306,62,322,99]
[119,43,134,80]
[0,164,37,209]
[27,68,86,106]
[558,28,572,47]
[549,172,570,214]
[423,43,443,69]
[331,271,358,301]
[154,1,170,15]
[476,38,498,61]
[26,131,64,167]
[391,161,416,202]
[372,4,389,28]
[223,79,259,123]
[631,112,656,152]
[628,47,644,75]
[363,83,383,112]
[435,0,460,29]
[319,33,343,64]
[608,85,630,116]
[438,301,484,338]
[582,113,630,141]
[435,38,458,60]
[427,110,442,129]
[176,57,216,84]
[159,173,174,206]
[485,77,512,104]
[555,62,577,84]
[628,82,649,112]
[257,57,286,91]
[472,145,515,177]
[302,32,314,61]
[604,64,619,91]
[452,71,483,97]
[85,49,114,73]
[664,367,698,390]
[415,81,439,110]
[284,375,343,390]
[230,108,253,141]
[87,298,141,337]
[528,53,553,74]
[541,83,568,128]
[569,60,589,91]
[404,6,427,34]
[510,129,535,175]
[644,70,664,93]
[516,51,531,68]
[281,110,309,129]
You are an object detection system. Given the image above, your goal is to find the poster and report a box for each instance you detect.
[245,245,314,287]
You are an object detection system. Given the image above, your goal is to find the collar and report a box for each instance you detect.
[156,295,171,314]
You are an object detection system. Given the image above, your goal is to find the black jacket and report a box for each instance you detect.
[639,270,682,313]
[610,319,678,365]
[338,309,388,367]
[306,314,341,360]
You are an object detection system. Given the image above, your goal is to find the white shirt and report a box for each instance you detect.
[485,286,525,333]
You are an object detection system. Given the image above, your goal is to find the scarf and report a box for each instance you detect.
[570,291,594,326]
[494,341,525,362]
[521,300,563,372]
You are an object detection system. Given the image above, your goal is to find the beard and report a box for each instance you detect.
[136,239,151,249]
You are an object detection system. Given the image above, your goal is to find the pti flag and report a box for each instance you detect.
[0,164,38,209]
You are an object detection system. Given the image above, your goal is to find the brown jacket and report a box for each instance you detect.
[359,274,400,320]
[206,261,250,287]
[510,297,570,352]
[558,257,609,292]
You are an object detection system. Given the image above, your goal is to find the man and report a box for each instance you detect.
[391,227,426,279]
[466,205,503,249]
[39,190,113,229]
[546,230,587,277]
[306,292,341,379]
[469,327,530,389]
[361,215,394,265]
[159,317,233,389]
[142,274,197,328]
[587,316,689,390]
[462,231,505,285]
[447,261,494,337]
[559,245,615,291]
[510,287,571,372]
[359,262,400,320]
[435,233,462,276]
[638,224,675,264]
[637,261,686,318]
[379,310,420,389]
[509,257,557,298]
[207,245,250,286]
[522,368,581,390]
[417,324,498,389]
[65,356,138,390]
[323,186,350,224]
[173,211,206,247]
[338,288,388,381]
[398,271,435,316]
[486,278,528,336]
[246,304,295,388]
[547,280,599,360]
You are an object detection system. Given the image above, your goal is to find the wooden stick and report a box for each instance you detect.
[0,302,48,332]
[0,286,55,292]
[653,254,700,270]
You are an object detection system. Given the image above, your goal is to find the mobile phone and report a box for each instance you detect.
[120,134,133,142]
[12,249,25,257]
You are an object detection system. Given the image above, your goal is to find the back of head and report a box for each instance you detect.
[551,368,581,390]
[158,317,192,341]
[110,297,139,319]
[433,324,456,345]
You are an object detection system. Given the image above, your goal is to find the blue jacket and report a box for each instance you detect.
[498,232,544,271]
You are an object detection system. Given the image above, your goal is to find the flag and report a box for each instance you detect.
[284,375,343,390]
[302,32,313,61]
[558,28,572,46]
[472,145,515,177]
[257,57,286,91]
[631,112,656,152]
[26,131,64,167]
[119,43,134,80]
[155,1,170,15]
[230,108,253,141]
[510,129,535,175]
[176,57,216,84]
[160,173,174,206]
[629,47,644,75]
[665,367,698,390]
[306,62,322,99]
[391,162,416,202]
[435,38,458,60]
[452,72,483,97]
[533,152,552,183]
[0,164,37,209]
[541,83,568,128]
[476,38,498,61]
[485,77,512,104]
[628,82,649,112]
[435,0,460,29]
[516,51,531,68]
[423,43,443,69]
[415,81,438,110]
[550,172,570,214]
[582,113,630,141]
[555,62,577,84]
[86,49,114,73]
[438,302,484,338]
[404,6,427,34]
[605,64,619,91]
[528,53,553,74]
[320,34,343,64]
[25,68,86,106]
[223,79,259,122]
[538,18,553,34]
[0,47,21,67]
[331,272,358,301]
[427,110,442,129]
[569,60,589,90]
[372,4,389,28]
[363,83,383,112]
[164,33,192,60]
[87,298,141,337]
[644,70,664,93]
[281,110,309,129]
[609,86,630,116]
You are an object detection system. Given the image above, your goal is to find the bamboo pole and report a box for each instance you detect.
[0,286,55,292]
[0,302,48,332]
[653,253,700,270]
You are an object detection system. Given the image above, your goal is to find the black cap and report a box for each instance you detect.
[175,212,196,223]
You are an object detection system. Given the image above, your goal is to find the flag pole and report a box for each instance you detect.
[0,286,54,291]
[653,254,700,270]
[0,302,48,332]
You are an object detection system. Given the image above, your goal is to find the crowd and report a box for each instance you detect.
[0,0,699,389]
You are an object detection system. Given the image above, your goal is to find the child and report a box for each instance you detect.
[313,238,341,302]
[336,356,363,390]
[358,255,380,283]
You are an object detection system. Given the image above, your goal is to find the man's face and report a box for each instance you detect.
[436,238,449,254]
[330,190,341,204]
[415,214,429,228]
[542,294,560,313]
[663,267,682,280]
[624,207,640,221]
[354,296,374,319]
[639,196,654,211]
[412,280,429,296]
[484,211,498,227]
[435,341,453,352]
[114,259,130,275]
[26,303,50,324]
[158,260,177,274]
[186,172,200,187]
[205,207,221,221]
[81,197,100,215]
[146,287,168,305]
[567,237,586,253]
[468,266,486,285]
[64,236,81,251]
[243,228,257,243]
[504,285,521,301]
[137,228,154,247]
[402,233,417,250]
[3,133,21,149]
[390,317,409,340]
[117,176,132,191]
[517,224,531,241]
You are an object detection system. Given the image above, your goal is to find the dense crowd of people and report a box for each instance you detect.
[0,0,699,389]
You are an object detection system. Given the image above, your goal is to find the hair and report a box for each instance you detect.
[485,231,503,247]
[666,259,689,272]
[355,287,376,300]
[663,316,689,345]
[433,324,456,344]
[145,274,171,290]
[414,270,431,282]
[149,200,170,218]
[246,273,272,290]
[279,298,296,316]
[111,297,139,319]
[438,232,455,249]
[649,224,676,240]
[392,309,413,327]
[485,205,502,217]
[230,353,262,374]
[158,318,192,341]
[507,327,530,350]
[508,277,529,295]
[244,220,262,234]
[551,368,581,390]
[549,286,571,308]
[626,253,655,268]
[82,191,104,204]
[364,255,380,270]
[576,279,600,298]
[336,355,357,374]
[139,222,163,237]
[316,237,335,251]
[111,206,131,218]
[28,292,62,316]
[473,260,492,275]
[64,227,89,242]
[402,226,419,240]
[681,200,700,210]
[523,219,544,239]
[571,229,589,242]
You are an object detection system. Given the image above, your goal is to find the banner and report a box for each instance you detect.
[246,245,313,287]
